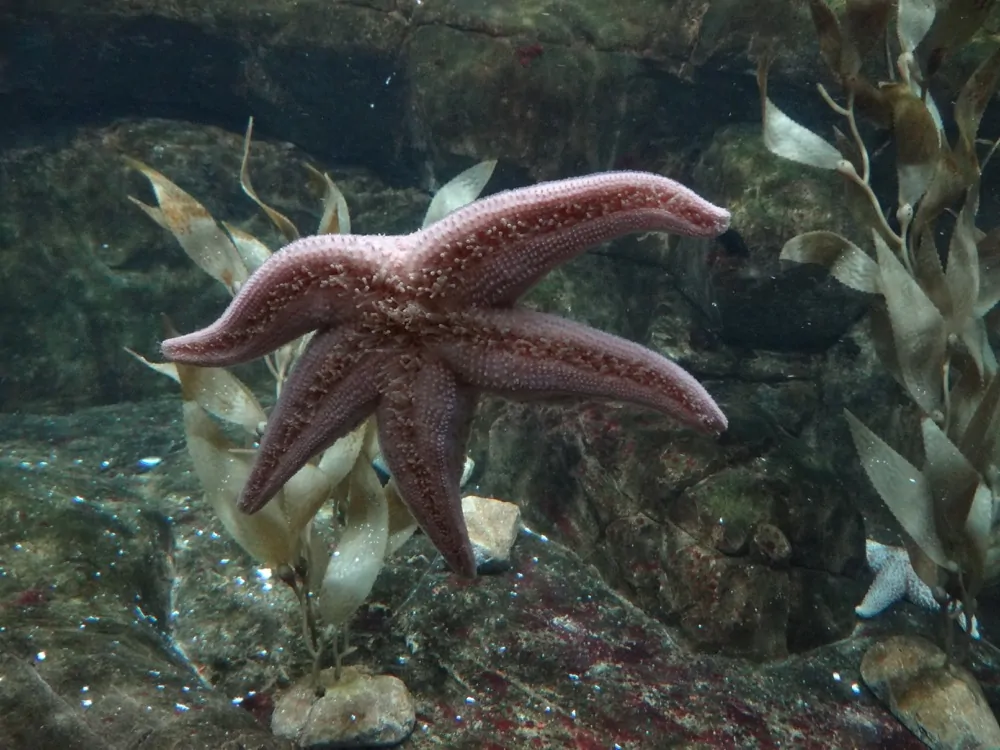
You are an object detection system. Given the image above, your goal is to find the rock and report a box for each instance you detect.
[663,123,872,351]
[0,398,958,748]
[1,0,828,182]
[0,401,292,749]
[475,397,868,659]
[861,635,1000,750]
[0,118,429,412]
[387,529,928,749]
[520,252,637,343]
[461,495,521,573]
[272,668,415,749]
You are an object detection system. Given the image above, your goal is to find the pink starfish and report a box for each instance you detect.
[163,171,730,576]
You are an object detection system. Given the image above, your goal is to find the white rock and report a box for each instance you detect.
[272,667,415,749]
[462,495,521,572]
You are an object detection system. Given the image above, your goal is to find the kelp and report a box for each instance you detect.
[761,0,1000,646]
[126,124,494,682]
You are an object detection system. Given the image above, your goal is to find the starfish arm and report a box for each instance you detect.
[435,308,727,435]
[409,171,730,307]
[855,553,910,617]
[162,235,394,366]
[238,327,384,514]
[376,360,478,577]
[904,570,940,611]
[856,540,984,637]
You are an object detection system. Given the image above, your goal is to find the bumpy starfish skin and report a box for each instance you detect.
[163,171,731,576]
[856,539,980,638]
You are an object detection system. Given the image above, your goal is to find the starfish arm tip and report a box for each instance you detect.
[856,566,907,619]
[855,591,892,619]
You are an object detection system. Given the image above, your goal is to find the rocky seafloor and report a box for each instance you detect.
[1,399,998,749]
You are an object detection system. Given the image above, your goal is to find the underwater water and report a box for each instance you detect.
[1,1,1000,749]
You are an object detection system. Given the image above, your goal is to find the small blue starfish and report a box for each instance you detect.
[855,539,980,639]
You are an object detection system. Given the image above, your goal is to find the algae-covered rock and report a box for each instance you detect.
[666,123,872,350]
[0,0,827,182]
[0,398,964,748]
[475,389,868,660]
[0,119,428,412]
[0,400,292,749]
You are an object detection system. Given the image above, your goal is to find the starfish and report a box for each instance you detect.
[162,171,730,576]
[856,539,980,638]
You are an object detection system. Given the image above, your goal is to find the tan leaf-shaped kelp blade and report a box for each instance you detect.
[174,361,267,436]
[759,56,847,169]
[869,299,904,389]
[844,0,893,59]
[890,89,941,208]
[317,458,389,628]
[807,0,842,72]
[760,94,844,170]
[963,482,993,583]
[780,231,879,293]
[155,314,267,433]
[875,233,947,415]
[945,192,981,326]
[844,409,954,570]
[304,163,351,236]
[279,463,338,542]
[125,347,179,383]
[807,0,860,79]
[975,226,1000,316]
[183,400,299,568]
[127,346,267,435]
[422,160,498,229]
[921,416,981,551]
[896,0,936,55]
[222,222,272,277]
[240,117,300,244]
[912,148,972,236]
[954,43,1000,157]
[301,520,332,596]
[385,480,418,557]
[359,421,417,556]
[278,420,369,538]
[947,350,988,445]
[958,372,1000,476]
[956,318,996,384]
[898,163,937,212]
[904,541,946,592]
[126,157,248,291]
[911,225,949,314]
[919,0,997,79]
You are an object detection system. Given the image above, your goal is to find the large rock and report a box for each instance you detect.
[659,123,873,351]
[0,0,830,182]
[862,636,1000,750]
[0,401,292,749]
[0,118,429,412]
[474,393,868,660]
[0,398,963,748]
